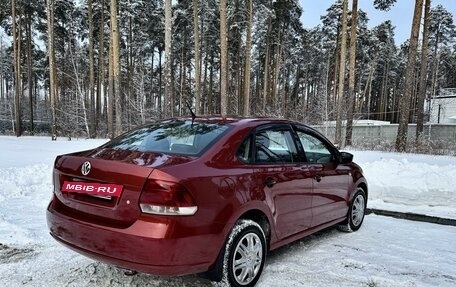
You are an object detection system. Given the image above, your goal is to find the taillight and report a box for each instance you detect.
[139,179,198,216]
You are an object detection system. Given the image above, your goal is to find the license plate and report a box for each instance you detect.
[62,181,123,197]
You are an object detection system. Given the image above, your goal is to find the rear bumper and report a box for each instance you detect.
[46,198,224,276]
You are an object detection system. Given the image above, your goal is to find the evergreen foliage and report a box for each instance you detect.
[0,0,455,152]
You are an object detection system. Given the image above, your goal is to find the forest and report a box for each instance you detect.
[0,0,455,151]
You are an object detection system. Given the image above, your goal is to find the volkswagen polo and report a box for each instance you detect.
[47,117,367,287]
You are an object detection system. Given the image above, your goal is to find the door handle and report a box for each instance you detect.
[314,175,322,182]
[264,177,277,188]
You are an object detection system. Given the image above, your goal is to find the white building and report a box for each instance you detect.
[429,88,456,124]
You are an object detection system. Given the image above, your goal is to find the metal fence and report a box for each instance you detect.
[314,124,456,144]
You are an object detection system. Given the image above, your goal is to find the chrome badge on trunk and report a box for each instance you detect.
[81,161,91,176]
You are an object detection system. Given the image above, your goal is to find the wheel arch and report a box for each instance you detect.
[202,207,272,282]
[356,181,368,206]
[238,209,271,250]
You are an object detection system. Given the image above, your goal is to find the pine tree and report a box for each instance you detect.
[429,5,455,98]
[12,0,22,137]
[335,0,348,146]
[193,0,201,114]
[242,0,252,116]
[416,0,431,143]
[46,0,57,140]
[88,0,95,137]
[396,0,424,152]
[164,0,172,117]
[219,0,228,116]
[345,0,358,146]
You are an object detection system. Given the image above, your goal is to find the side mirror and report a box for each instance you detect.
[340,151,353,164]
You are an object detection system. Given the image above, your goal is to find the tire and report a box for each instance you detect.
[338,188,366,232]
[211,219,267,287]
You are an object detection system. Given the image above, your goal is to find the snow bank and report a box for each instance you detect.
[0,136,107,247]
[352,151,456,219]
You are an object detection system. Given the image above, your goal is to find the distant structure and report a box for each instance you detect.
[429,88,456,124]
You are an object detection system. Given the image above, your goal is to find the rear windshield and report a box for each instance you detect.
[103,120,231,156]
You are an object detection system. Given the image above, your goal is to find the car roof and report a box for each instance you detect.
[161,116,298,127]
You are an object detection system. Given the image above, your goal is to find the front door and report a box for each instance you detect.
[295,130,350,227]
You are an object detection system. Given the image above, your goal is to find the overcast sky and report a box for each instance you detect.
[299,0,456,44]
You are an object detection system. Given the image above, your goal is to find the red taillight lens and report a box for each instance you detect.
[139,179,198,216]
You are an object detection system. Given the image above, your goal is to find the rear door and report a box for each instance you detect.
[295,128,350,227]
[250,125,314,239]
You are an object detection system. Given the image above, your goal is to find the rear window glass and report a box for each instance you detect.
[103,120,231,156]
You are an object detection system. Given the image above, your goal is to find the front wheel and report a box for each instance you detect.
[339,188,366,232]
[216,219,267,287]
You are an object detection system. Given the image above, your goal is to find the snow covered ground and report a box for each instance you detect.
[0,136,455,286]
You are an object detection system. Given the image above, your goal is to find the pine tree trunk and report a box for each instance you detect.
[335,0,348,146]
[179,46,185,115]
[96,0,105,135]
[108,39,114,139]
[164,0,173,117]
[262,18,272,114]
[395,0,424,152]
[46,0,57,140]
[242,0,253,116]
[88,0,95,137]
[12,0,22,137]
[208,51,214,114]
[345,0,358,146]
[158,49,163,115]
[26,13,34,135]
[219,0,228,116]
[110,0,122,136]
[331,24,341,119]
[202,52,208,114]
[127,12,133,128]
[193,0,201,114]
[364,62,375,119]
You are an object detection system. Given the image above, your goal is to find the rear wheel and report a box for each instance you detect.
[339,188,366,232]
[211,219,267,287]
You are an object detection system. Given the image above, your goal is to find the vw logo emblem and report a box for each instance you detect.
[81,161,91,176]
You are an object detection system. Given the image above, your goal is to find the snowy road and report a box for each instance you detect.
[1,136,455,286]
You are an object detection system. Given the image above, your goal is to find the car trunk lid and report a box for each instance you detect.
[53,148,195,226]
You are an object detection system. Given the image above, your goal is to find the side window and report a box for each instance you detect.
[254,129,297,163]
[297,131,334,164]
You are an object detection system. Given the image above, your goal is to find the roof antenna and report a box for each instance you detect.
[185,101,196,125]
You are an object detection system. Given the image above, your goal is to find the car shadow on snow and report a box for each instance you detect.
[64,227,346,286]
[256,226,354,286]
[265,226,343,265]
[58,226,347,287]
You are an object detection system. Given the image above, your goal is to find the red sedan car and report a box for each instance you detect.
[47,117,367,287]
